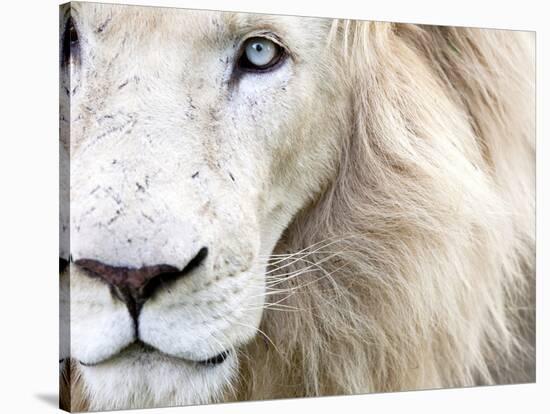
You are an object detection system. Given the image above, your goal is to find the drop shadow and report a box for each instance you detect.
[35,393,58,408]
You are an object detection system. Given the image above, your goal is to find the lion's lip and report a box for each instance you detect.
[195,350,230,366]
[78,340,231,367]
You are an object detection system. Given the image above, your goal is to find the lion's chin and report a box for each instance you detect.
[78,341,238,410]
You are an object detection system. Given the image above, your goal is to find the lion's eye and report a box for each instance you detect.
[238,37,284,72]
[62,17,80,66]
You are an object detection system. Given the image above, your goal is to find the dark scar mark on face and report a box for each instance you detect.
[229,172,235,182]
[107,209,122,225]
[187,95,196,109]
[96,17,112,33]
[118,80,129,90]
[142,213,155,223]
[98,114,114,124]
[192,171,199,179]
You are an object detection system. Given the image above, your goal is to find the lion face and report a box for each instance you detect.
[60,3,345,409]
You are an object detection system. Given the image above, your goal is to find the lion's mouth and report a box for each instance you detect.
[78,340,231,368]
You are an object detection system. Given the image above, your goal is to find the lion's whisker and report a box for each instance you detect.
[260,236,356,269]
[265,249,344,276]
[265,251,347,283]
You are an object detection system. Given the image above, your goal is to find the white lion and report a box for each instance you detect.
[59,3,535,411]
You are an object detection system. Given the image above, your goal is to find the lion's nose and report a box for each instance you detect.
[74,247,208,319]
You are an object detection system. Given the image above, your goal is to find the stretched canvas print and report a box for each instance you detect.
[59,1,536,412]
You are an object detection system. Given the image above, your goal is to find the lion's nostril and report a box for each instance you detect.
[74,247,208,317]
[139,247,208,301]
[181,247,208,275]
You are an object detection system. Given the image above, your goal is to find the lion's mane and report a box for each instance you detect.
[236,22,535,399]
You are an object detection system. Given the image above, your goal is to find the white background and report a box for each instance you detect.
[0,0,547,413]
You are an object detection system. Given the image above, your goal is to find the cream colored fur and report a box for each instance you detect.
[60,3,535,411]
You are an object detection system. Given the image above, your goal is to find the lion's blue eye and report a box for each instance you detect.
[245,38,276,66]
[238,37,284,72]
